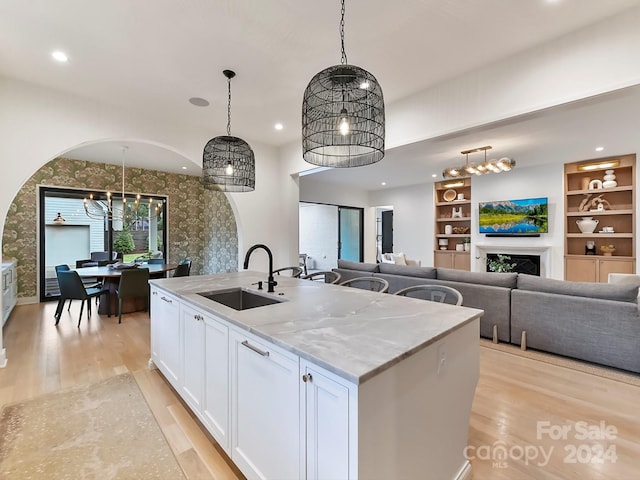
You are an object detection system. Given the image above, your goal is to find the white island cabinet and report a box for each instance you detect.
[149,272,481,480]
[150,287,180,386]
[230,328,300,479]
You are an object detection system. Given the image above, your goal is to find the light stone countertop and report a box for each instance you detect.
[150,271,483,384]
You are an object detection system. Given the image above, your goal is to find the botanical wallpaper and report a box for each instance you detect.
[2,157,238,299]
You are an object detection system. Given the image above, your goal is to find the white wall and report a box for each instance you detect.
[299,203,338,271]
[471,163,565,279]
[369,185,433,266]
[0,77,284,365]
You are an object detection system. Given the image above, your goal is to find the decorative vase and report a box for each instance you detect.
[444,224,452,234]
[602,169,617,188]
[463,243,470,252]
[576,217,599,234]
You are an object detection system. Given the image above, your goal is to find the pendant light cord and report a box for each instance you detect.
[226,77,232,136]
[340,0,348,65]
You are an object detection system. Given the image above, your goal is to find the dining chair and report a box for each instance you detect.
[115,268,150,324]
[55,270,110,327]
[54,264,73,311]
[273,266,303,278]
[298,253,308,276]
[394,284,463,306]
[339,276,389,293]
[173,259,192,277]
[148,258,165,264]
[301,271,341,284]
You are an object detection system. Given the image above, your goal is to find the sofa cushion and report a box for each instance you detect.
[517,274,639,303]
[337,259,379,272]
[378,263,436,279]
[436,268,518,289]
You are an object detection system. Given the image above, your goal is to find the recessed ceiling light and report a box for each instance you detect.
[189,97,209,107]
[274,123,284,130]
[381,182,386,186]
[52,51,68,62]
[181,166,187,170]
[595,146,604,152]
[431,174,437,178]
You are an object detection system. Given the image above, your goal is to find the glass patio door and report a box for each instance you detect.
[338,207,363,262]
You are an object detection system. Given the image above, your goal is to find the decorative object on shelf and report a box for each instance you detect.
[442,145,515,179]
[452,226,470,234]
[443,189,457,202]
[580,177,591,191]
[203,70,255,192]
[444,224,453,235]
[455,243,464,252]
[600,244,616,256]
[452,207,463,218]
[53,212,65,224]
[84,146,164,221]
[585,240,596,255]
[457,193,465,201]
[463,238,471,252]
[602,169,618,188]
[576,216,599,234]
[438,238,449,250]
[302,0,384,168]
[600,226,615,233]
[589,194,611,212]
[588,179,603,190]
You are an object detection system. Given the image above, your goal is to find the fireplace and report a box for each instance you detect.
[486,253,541,276]
[475,244,552,278]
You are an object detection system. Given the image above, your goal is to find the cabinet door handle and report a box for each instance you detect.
[302,373,313,383]
[161,296,173,304]
[152,291,158,296]
[241,340,269,357]
[194,314,204,321]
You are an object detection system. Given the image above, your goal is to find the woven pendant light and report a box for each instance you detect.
[302,0,385,168]
[203,70,255,192]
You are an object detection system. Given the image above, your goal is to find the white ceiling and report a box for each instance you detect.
[2,0,640,182]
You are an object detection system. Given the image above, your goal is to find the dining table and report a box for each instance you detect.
[75,263,178,315]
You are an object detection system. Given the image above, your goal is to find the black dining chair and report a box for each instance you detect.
[55,270,110,327]
[115,268,150,323]
[173,259,192,277]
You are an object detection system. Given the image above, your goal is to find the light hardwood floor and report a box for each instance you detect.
[1,302,639,479]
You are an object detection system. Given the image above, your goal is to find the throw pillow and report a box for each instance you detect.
[392,252,407,265]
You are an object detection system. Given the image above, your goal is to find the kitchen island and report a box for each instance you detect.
[149,271,483,480]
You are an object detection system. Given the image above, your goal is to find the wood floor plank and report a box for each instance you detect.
[1,302,639,479]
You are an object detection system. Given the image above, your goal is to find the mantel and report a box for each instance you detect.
[474,244,553,277]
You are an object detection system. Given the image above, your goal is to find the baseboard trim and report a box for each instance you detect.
[17,296,38,305]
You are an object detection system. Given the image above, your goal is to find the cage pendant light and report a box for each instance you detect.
[203,70,255,192]
[302,0,385,168]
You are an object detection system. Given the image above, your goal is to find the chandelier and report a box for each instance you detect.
[83,146,163,221]
[302,0,385,168]
[202,70,255,192]
[442,146,516,179]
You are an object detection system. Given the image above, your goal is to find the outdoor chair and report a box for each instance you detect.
[302,271,341,284]
[273,266,303,278]
[339,276,389,293]
[394,284,463,305]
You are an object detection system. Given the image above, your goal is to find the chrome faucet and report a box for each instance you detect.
[243,244,277,293]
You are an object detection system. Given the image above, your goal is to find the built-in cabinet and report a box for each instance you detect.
[434,178,471,270]
[149,286,356,480]
[564,155,635,282]
[2,259,17,326]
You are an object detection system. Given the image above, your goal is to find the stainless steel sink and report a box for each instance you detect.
[197,287,283,311]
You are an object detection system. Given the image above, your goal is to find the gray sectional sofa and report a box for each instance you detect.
[333,260,640,374]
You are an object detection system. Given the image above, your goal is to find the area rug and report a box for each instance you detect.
[0,373,186,479]
[480,338,640,387]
